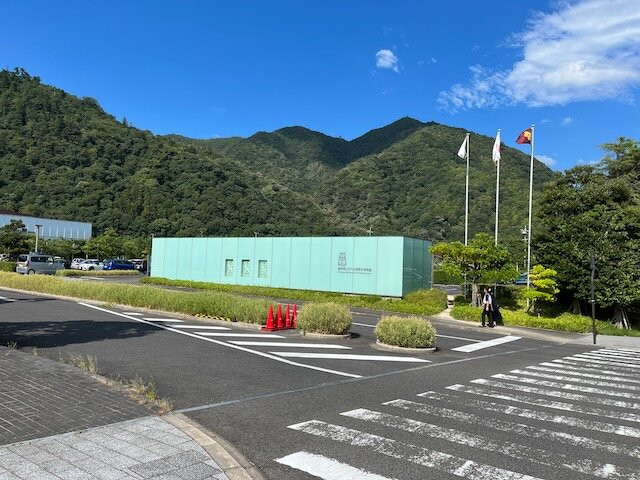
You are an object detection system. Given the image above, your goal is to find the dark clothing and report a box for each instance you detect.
[481,309,493,327]
[481,292,494,327]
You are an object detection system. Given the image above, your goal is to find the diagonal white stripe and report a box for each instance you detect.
[417,390,640,438]
[275,451,396,480]
[535,364,640,384]
[386,397,639,457]
[599,348,640,356]
[514,369,640,391]
[494,373,640,398]
[269,352,431,363]
[452,335,521,352]
[341,408,636,479]
[559,356,640,372]
[142,317,184,323]
[583,352,640,364]
[472,378,640,409]
[196,332,284,338]
[171,325,231,330]
[230,342,351,349]
[550,359,640,377]
[570,354,640,368]
[597,349,640,359]
[122,312,143,315]
[447,384,640,423]
[287,420,544,480]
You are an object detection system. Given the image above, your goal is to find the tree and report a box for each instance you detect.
[0,219,30,255]
[521,265,559,313]
[431,233,513,306]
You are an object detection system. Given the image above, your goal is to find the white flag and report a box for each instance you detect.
[457,135,468,159]
[492,130,501,165]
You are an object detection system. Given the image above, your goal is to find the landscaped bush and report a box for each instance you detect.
[453,295,467,305]
[0,271,271,324]
[296,302,351,335]
[56,270,141,277]
[375,315,437,348]
[0,261,16,272]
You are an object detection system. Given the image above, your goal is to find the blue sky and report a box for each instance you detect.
[1,0,639,171]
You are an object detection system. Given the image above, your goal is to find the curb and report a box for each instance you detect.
[164,413,266,480]
[374,340,437,354]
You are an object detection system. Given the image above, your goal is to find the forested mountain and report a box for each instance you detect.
[0,68,555,243]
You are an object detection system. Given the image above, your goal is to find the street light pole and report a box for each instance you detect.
[591,250,596,345]
[35,224,42,253]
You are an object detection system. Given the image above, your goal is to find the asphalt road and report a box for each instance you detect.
[1,288,639,480]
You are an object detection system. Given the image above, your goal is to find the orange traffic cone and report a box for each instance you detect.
[292,304,298,328]
[262,305,277,331]
[285,304,291,328]
[276,304,285,329]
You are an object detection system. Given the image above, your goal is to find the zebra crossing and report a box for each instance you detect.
[277,348,640,479]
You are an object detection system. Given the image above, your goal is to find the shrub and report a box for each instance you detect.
[0,261,16,272]
[453,295,468,305]
[296,302,351,335]
[375,315,436,348]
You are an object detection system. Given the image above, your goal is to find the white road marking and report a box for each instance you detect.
[600,348,640,355]
[472,378,640,409]
[493,373,640,398]
[0,296,16,302]
[142,317,184,323]
[386,398,639,457]
[452,335,521,352]
[584,351,640,364]
[230,341,351,349]
[121,312,143,315]
[172,325,231,331]
[418,390,640,438]
[275,451,396,480]
[571,353,640,367]
[352,323,481,343]
[196,332,285,338]
[534,363,640,384]
[563,355,640,371]
[551,359,640,375]
[287,420,544,480]
[78,303,361,378]
[270,352,431,363]
[597,349,640,358]
[447,384,640,423]
[341,408,635,479]
[352,322,375,328]
[511,368,640,391]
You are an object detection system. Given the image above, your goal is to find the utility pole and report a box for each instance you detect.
[35,224,42,253]
[591,250,596,345]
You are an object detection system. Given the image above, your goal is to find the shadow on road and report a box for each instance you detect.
[0,320,157,348]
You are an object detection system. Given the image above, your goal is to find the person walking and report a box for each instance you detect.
[481,287,493,327]
[487,287,497,327]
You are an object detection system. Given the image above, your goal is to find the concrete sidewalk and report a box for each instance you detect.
[0,347,239,479]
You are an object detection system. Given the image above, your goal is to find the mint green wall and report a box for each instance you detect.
[151,236,432,297]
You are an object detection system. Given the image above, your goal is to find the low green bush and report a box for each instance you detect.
[141,277,447,316]
[0,271,271,324]
[453,295,468,305]
[0,261,16,272]
[375,315,436,348]
[433,269,463,285]
[296,302,351,335]
[56,270,141,277]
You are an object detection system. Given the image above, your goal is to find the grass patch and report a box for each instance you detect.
[375,315,436,348]
[141,277,447,316]
[0,261,16,272]
[451,304,640,336]
[59,352,99,374]
[56,270,141,277]
[121,375,174,414]
[297,302,352,335]
[0,271,271,324]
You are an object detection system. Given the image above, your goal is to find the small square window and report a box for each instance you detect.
[241,259,250,277]
[224,259,234,276]
[258,260,268,278]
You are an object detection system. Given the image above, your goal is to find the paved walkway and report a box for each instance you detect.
[0,347,230,480]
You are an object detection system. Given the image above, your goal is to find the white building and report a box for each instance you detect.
[0,210,92,240]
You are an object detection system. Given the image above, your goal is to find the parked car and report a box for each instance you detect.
[16,253,65,275]
[102,259,136,271]
[514,273,529,285]
[70,258,86,270]
[129,259,147,273]
[78,259,104,271]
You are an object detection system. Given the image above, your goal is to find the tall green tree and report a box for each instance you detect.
[521,265,559,313]
[0,219,30,254]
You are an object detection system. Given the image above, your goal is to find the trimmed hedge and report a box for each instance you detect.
[0,261,16,272]
[0,271,271,324]
[375,315,437,348]
[56,270,141,277]
[296,302,352,335]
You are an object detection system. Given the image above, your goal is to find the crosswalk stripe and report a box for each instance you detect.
[196,332,285,338]
[471,378,640,409]
[386,398,639,457]
[340,408,635,479]
[535,364,640,384]
[171,325,231,330]
[570,354,640,368]
[550,359,640,376]
[269,352,431,363]
[451,335,521,352]
[418,391,640,438]
[447,384,640,423]
[596,349,640,359]
[513,369,640,391]
[275,451,396,480]
[558,356,640,372]
[287,420,544,480]
[230,341,352,349]
[599,348,640,356]
[493,373,640,398]
[581,352,640,364]
[142,317,184,323]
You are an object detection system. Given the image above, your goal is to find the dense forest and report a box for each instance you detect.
[0,68,555,244]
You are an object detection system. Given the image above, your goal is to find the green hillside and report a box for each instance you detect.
[0,68,556,243]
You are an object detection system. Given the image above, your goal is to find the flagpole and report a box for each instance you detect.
[526,125,535,296]
[464,133,470,246]
[494,129,501,246]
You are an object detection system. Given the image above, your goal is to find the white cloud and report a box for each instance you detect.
[439,0,640,112]
[375,49,399,73]
[431,57,438,64]
[561,116,574,125]
[536,155,557,167]
[539,118,552,124]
